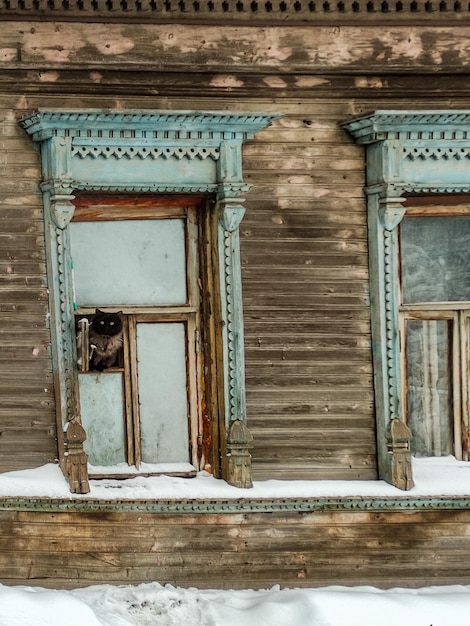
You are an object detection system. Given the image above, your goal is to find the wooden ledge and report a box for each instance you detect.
[2,494,470,513]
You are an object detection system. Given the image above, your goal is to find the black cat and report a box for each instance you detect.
[88,309,123,372]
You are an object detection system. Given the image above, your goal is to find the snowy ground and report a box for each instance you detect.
[1,580,470,626]
[1,457,470,624]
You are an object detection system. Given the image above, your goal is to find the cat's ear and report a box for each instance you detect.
[95,308,102,314]
[116,311,123,317]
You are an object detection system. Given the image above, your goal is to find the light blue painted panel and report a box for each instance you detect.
[70,219,187,306]
[401,157,470,184]
[78,372,126,465]
[136,323,190,463]
[71,155,217,186]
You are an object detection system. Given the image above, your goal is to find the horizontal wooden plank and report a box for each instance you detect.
[1,23,470,75]
[243,211,367,228]
[10,508,470,588]
[248,399,374,412]
[244,324,371,339]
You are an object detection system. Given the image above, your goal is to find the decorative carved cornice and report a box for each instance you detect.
[1,0,469,24]
[343,110,470,145]
[21,111,278,142]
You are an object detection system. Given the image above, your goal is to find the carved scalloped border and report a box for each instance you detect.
[72,145,220,161]
[1,495,470,513]
[403,146,470,161]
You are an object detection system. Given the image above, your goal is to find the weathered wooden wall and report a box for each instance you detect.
[0,97,56,471]
[1,507,470,589]
[2,19,470,480]
[0,87,376,478]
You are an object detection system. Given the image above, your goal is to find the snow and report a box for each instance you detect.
[1,581,470,626]
[0,455,470,500]
[1,457,470,624]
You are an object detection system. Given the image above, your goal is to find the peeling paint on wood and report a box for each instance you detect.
[0,23,469,73]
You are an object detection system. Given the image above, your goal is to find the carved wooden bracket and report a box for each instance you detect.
[64,419,90,494]
[378,196,406,232]
[387,419,414,491]
[226,419,254,489]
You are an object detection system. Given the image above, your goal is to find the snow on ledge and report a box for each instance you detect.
[0,456,469,501]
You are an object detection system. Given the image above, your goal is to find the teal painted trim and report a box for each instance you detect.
[1,495,470,514]
[217,199,247,426]
[21,110,279,142]
[342,110,470,145]
[343,109,470,488]
[20,109,279,490]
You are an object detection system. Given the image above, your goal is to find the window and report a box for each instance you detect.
[399,202,470,461]
[343,110,470,488]
[70,195,204,475]
[20,110,278,492]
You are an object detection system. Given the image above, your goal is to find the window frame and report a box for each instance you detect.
[20,110,278,493]
[397,204,470,463]
[343,110,470,489]
[71,195,204,476]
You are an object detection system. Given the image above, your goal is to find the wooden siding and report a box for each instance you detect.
[0,91,376,479]
[1,20,470,480]
[2,507,470,589]
[241,112,374,479]
[0,108,56,471]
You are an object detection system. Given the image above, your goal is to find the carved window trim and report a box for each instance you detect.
[343,110,470,490]
[20,109,278,493]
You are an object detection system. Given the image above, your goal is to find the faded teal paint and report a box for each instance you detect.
[20,109,279,488]
[2,495,470,514]
[343,110,470,488]
[79,372,126,465]
[217,199,247,426]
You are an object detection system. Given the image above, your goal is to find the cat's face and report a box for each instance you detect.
[91,309,123,336]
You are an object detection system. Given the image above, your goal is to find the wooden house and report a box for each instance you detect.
[2,0,470,589]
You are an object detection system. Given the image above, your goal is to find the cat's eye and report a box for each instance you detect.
[110,321,115,325]
[100,320,105,325]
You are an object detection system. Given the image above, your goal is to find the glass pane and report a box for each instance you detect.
[78,372,126,466]
[136,323,190,463]
[405,319,454,456]
[70,219,187,306]
[400,215,470,303]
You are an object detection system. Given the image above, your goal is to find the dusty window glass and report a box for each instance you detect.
[405,319,454,457]
[71,200,203,474]
[70,219,187,307]
[137,322,190,463]
[400,215,470,304]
